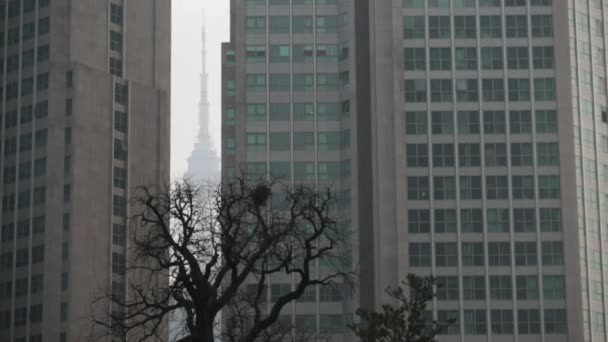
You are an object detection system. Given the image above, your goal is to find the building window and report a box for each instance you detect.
[482,79,504,102]
[114,138,128,160]
[454,16,476,38]
[110,57,123,77]
[114,111,128,133]
[110,31,123,52]
[486,176,508,199]
[32,245,44,263]
[430,79,452,103]
[541,241,563,265]
[406,111,427,134]
[464,310,487,334]
[406,144,428,168]
[63,184,71,203]
[507,47,529,70]
[403,16,425,39]
[457,111,479,134]
[532,15,553,37]
[404,79,426,102]
[461,208,483,232]
[404,0,425,8]
[246,103,266,122]
[36,72,49,90]
[429,47,451,70]
[245,162,266,180]
[246,74,265,92]
[456,79,478,102]
[292,16,312,34]
[486,208,509,232]
[510,110,532,134]
[317,73,340,91]
[293,132,314,151]
[408,209,430,233]
[111,4,123,25]
[463,276,485,300]
[489,276,512,300]
[483,111,506,134]
[112,253,126,275]
[538,175,560,199]
[115,83,129,105]
[544,309,567,334]
[533,46,554,69]
[517,276,539,300]
[534,77,555,101]
[429,16,450,39]
[435,242,458,267]
[113,195,127,217]
[480,15,501,38]
[404,48,426,71]
[512,175,535,199]
[481,47,503,69]
[491,310,514,334]
[114,167,127,189]
[459,143,480,167]
[409,242,431,267]
[269,44,290,63]
[489,243,511,266]
[462,242,484,266]
[113,224,126,246]
[293,162,315,181]
[407,176,429,200]
[270,73,291,92]
[432,144,454,167]
[537,143,559,166]
[513,208,536,232]
[514,241,537,266]
[436,277,459,301]
[429,0,450,8]
[433,176,456,200]
[518,309,541,334]
[434,209,457,233]
[508,79,531,101]
[432,111,453,134]
[543,275,564,299]
[316,15,338,33]
[60,301,68,321]
[484,144,506,165]
[511,143,533,166]
[246,16,265,33]
[455,47,477,70]
[540,208,561,232]
[460,176,482,200]
[38,17,50,35]
[33,187,45,205]
[506,15,527,38]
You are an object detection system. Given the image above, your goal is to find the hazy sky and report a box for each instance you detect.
[171,1,229,177]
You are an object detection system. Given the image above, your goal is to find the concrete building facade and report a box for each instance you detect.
[221,0,608,341]
[0,0,170,341]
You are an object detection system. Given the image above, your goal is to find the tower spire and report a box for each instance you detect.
[185,11,220,180]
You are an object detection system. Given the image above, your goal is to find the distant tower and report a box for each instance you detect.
[186,16,220,181]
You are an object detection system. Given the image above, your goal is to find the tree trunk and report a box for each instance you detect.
[178,318,215,342]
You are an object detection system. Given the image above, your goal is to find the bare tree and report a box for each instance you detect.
[349,274,454,342]
[92,177,354,342]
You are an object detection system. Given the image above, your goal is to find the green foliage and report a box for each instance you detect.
[350,274,453,342]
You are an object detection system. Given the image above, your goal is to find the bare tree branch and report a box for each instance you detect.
[92,177,354,342]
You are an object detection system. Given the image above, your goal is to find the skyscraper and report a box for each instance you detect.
[187,18,220,182]
[222,0,608,341]
[0,1,170,341]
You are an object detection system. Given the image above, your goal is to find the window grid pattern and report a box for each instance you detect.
[401,0,564,338]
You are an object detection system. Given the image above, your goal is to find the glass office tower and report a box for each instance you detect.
[221,0,608,341]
